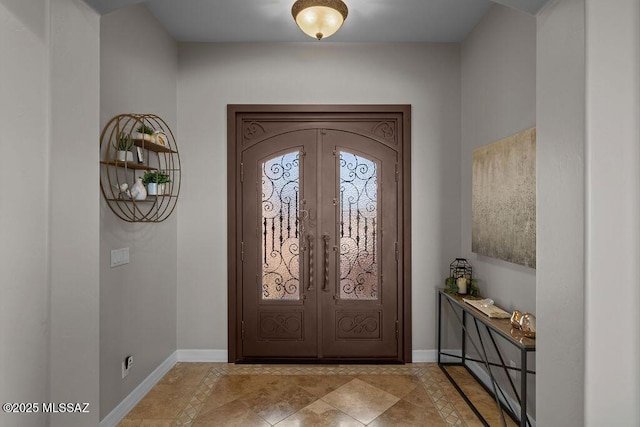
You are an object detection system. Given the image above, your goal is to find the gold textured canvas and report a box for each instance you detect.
[472,128,536,268]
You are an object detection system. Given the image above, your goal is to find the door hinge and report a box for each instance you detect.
[395,163,399,182]
[395,242,399,262]
[395,320,399,340]
[241,320,245,340]
[241,241,244,262]
[240,162,244,182]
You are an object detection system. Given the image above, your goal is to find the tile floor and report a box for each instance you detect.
[118,363,517,426]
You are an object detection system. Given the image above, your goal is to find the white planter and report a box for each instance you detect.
[115,150,133,162]
[133,132,155,143]
[146,183,166,196]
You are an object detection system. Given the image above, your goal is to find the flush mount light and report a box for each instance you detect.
[291,0,349,40]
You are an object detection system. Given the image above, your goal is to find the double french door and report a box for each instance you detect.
[229,107,410,362]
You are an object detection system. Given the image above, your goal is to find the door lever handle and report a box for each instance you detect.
[322,234,330,291]
[307,234,314,291]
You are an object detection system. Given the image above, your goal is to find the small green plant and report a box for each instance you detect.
[444,277,457,294]
[142,170,171,185]
[468,278,480,297]
[136,124,155,135]
[444,277,481,297]
[117,133,133,151]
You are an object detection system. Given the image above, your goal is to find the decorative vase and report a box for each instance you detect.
[519,313,536,338]
[115,150,133,162]
[130,177,147,201]
[510,310,522,329]
[146,183,165,196]
[153,131,167,146]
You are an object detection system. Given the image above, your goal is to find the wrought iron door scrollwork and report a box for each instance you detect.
[337,313,381,339]
[339,152,378,300]
[260,313,302,339]
[261,152,301,300]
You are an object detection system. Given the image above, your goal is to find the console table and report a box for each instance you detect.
[437,289,536,427]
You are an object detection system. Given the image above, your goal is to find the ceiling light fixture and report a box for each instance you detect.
[291,0,349,40]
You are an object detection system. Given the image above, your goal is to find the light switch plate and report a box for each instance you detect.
[111,247,130,268]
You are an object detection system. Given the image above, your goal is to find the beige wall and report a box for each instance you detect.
[536,0,585,424]
[99,3,178,420]
[176,42,462,353]
[584,0,640,425]
[0,0,100,426]
[0,1,51,425]
[49,0,101,425]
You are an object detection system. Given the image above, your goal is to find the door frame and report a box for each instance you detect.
[227,104,412,363]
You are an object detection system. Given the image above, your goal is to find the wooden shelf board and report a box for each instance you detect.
[132,138,176,154]
[105,195,177,203]
[100,161,155,171]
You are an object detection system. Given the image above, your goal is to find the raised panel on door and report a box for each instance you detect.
[241,129,318,358]
[319,129,399,358]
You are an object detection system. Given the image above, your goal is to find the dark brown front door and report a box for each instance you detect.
[229,106,411,362]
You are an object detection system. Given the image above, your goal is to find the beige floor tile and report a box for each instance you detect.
[199,374,274,411]
[125,384,196,420]
[369,399,448,427]
[117,419,142,427]
[158,362,211,387]
[289,375,354,398]
[402,384,438,410]
[275,399,364,427]
[321,378,399,425]
[192,399,270,427]
[139,420,177,427]
[239,377,318,424]
[357,374,420,399]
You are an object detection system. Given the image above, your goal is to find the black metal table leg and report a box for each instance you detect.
[437,291,442,365]
[521,349,527,427]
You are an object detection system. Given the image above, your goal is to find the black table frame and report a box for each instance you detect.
[437,290,536,427]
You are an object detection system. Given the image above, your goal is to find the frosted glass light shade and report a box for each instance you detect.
[292,0,348,40]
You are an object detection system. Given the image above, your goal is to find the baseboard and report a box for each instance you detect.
[99,351,177,427]
[177,349,228,362]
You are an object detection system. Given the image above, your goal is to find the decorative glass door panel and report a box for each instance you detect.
[261,152,301,301]
[339,151,379,300]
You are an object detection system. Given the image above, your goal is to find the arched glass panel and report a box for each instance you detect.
[339,151,379,300]
[261,151,301,300]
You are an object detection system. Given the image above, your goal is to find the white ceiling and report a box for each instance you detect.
[83,0,549,43]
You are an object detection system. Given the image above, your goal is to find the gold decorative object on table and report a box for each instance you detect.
[510,310,522,329]
[519,313,537,338]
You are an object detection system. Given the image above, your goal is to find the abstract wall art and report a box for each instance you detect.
[472,127,536,268]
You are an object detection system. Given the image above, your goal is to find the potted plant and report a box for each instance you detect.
[142,170,171,195]
[134,124,156,143]
[115,132,134,162]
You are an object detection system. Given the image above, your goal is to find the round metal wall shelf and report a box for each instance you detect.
[99,113,181,222]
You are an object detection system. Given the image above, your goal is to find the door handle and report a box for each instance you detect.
[322,234,330,291]
[307,234,314,291]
